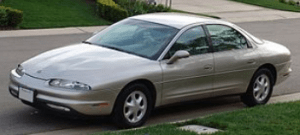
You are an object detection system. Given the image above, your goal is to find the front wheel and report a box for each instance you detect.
[112,83,153,128]
[241,68,274,107]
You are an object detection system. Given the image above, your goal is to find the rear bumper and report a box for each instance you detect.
[9,69,117,116]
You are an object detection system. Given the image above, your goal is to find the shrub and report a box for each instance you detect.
[96,0,170,22]
[155,4,170,12]
[0,6,23,27]
[96,0,128,22]
[0,7,7,26]
[288,0,296,5]
[143,3,156,13]
[127,1,148,16]
[116,0,170,16]
[6,7,23,27]
[279,0,286,3]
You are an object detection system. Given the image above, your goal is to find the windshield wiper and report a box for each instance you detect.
[102,45,124,52]
[85,43,136,56]
[82,41,92,45]
[101,45,137,55]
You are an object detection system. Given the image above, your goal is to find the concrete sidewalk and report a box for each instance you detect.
[172,0,300,22]
[0,26,107,38]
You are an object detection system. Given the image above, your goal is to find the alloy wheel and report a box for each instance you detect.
[253,74,270,102]
[123,91,147,123]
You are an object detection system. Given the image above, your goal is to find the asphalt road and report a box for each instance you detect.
[1,18,300,135]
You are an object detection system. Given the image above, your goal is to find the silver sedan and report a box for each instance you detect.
[9,13,291,128]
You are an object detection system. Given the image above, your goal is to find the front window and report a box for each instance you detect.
[166,26,209,59]
[86,19,179,60]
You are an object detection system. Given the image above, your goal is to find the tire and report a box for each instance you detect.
[112,83,153,128]
[241,68,274,107]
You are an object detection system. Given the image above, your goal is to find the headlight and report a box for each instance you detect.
[49,79,91,91]
[16,64,25,76]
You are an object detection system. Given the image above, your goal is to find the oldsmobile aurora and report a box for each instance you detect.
[9,13,291,128]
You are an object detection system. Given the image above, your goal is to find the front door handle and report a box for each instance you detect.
[204,65,213,70]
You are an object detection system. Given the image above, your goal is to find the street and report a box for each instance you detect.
[1,18,300,135]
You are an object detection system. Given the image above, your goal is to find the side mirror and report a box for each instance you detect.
[167,50,190,64]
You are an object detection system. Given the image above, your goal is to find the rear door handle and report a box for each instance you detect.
[247,59,256,64]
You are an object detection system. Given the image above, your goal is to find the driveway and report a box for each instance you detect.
[171,0,300,22]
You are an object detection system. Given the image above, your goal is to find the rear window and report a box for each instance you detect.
[235,26,264,44]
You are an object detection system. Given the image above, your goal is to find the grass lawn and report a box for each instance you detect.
[95,101,300,135]
[0,0,220,29]
[231,0,300,12]
[0,0,111,29]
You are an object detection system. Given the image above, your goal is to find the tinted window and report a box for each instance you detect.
[167,26,209,57]
[237,27,264,44]
[206,25,248,52]
[86,19,179,60]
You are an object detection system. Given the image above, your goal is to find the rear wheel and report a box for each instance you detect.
[112,83,153,128]
[241,68,274,107]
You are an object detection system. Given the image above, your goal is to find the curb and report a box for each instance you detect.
[0,26,108,38]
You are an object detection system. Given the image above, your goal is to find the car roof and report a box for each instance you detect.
[130,13,232,29]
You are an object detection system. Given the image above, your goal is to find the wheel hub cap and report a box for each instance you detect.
[123,91,147,123]
[253,74,270,102]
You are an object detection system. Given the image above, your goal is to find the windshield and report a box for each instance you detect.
[86,19,179,60]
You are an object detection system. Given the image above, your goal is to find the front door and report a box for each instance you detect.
[160,26,214,105]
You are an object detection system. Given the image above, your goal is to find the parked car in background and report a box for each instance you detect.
[9,13,291,128]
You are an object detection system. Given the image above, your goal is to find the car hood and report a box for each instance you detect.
[22,43,151,80]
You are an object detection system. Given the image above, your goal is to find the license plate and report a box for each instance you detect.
[19,87,34,103]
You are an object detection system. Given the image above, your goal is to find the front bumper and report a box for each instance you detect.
[275,61,292,85]
[9,69,117,116]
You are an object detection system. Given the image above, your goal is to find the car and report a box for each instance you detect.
[9,13,291,128]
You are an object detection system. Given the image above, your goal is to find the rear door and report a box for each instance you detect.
[205,24,260,95]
